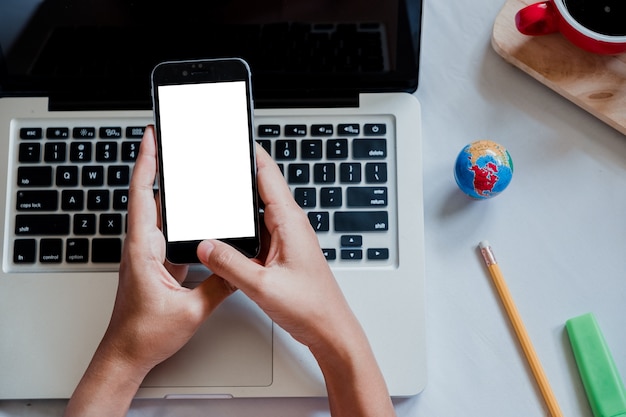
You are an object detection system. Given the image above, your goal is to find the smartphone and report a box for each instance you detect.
[151,58,260,263]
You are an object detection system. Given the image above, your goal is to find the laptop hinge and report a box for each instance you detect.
[255,95,359,109]
[48,95,152,112]
[47,92,360,112]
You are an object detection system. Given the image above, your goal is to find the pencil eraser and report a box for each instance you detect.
[566,313,626,417]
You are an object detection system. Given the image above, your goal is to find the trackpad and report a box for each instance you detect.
[142,291,273,388]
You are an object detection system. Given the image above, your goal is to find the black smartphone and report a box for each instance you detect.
[151,58,260,264]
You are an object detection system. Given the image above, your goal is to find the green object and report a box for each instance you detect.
[566,313,626,417]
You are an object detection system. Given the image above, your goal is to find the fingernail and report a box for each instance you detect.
[199,240,215,260]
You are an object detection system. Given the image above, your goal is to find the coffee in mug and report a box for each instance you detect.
[564,0,625,37]
[516,0,626,54]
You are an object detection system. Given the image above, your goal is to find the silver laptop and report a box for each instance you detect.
[0,0,426,399]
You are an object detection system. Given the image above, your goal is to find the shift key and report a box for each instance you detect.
[334,211,388,232]
[15,214,70,235]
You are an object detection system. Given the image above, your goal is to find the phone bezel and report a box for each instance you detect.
[151,58,260,264]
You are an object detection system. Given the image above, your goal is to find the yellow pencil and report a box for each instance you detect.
[479,241,563,417]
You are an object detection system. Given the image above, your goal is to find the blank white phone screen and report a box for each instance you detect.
[157,80,255,242]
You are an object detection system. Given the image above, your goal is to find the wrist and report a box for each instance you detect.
[307,313,372,372]
[309,322,395,417]
[64,339,149,417]
[90,339,151,389]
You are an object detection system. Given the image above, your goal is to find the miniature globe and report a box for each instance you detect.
[454,140,514,199]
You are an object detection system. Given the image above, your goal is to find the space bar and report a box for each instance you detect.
[334,211,388,232]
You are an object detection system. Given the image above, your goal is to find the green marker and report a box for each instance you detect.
[566,313,626,417]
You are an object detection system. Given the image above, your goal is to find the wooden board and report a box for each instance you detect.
[491,0,626,135]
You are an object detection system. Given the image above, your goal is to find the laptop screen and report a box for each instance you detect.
[0,0,422,110]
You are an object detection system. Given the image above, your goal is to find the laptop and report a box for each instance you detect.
[0,0,426,399]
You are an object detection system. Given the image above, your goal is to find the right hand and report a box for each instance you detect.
[196,144,364,353]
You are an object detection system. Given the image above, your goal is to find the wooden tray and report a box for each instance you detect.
[491,0,626,135]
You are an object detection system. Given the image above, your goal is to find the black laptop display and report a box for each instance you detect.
[1,0,421,109]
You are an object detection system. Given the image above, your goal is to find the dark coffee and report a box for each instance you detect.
[563,0,626,36]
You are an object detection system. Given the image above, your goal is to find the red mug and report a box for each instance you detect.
[515,0,626,55]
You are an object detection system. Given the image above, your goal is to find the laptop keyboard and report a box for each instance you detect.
[8,115,396,272]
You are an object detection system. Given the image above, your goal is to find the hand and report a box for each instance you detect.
[65,126,234,417]
[108,124,235,373]
[197,145,396,417]
[197,144,360,353]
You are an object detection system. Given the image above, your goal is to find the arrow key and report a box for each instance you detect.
[367,248,389,260]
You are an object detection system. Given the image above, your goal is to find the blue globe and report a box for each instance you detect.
[454,140,514,199]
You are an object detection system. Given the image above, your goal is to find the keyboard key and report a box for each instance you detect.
[87,190,110,210]
[113,189,129,210]
[367,248,389,260]
[19,143,41,162]
[353,139,386,159]
[347,187,388,207]
[99,127,122,139]
[121,142,140,161]
[308,211,329,231]
[126,126,145,138]
[70,142,92,162]
[15,214,70,235]
[311,124,333,136]
[66,239,89,263]
[82,166,104,186]
[92,238,122,263]
[337,124,360,136]
[313,163,335,183]
[256,140,271,156]
[62,190,84,211]
[327,139,348,159]
[275,140,297,160]
[341,249,363,260]
[74,214,96,235]
[322,248,337,260]
[40,238,63,263]
[294,188,316,208]
[56,165,79,186]
[99,213,123,235]
[320,187,342,207]
[107,165,130,186]
[96,142,118,162]
[44,142,67,162]
[288,164,309,184]
[73,127,96,139]
[363,123,386,135]
[365,163,387,183]
[301,140,322,159]
[340,163,361,183]
[20,128,42,140]
[17,166,53,187]
[46,127,69,139]
[284,124,307,136]
[14,239,36,263]
[258,125,280,137]
[334,211,388,232]
[341,235,363,247]
[16,190,58,211]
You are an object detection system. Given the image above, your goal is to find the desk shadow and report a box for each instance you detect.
[439,186,483,219]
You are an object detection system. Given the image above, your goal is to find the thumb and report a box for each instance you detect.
[197,240,262,291]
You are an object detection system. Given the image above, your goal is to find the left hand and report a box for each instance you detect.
[101,125,235,375]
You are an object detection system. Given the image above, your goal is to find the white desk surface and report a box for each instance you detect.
[2,0,625,416]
